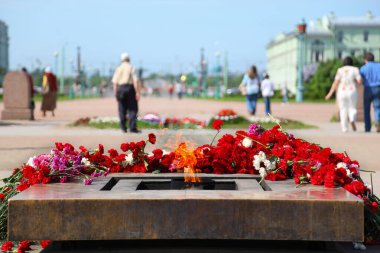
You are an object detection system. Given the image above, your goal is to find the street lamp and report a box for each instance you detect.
[59,46,65,94]
[53,51,59,74]
[200,48,208,97]
[214,51,221,99]
[296,19,307,102]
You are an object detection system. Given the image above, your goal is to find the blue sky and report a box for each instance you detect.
[0,0,379,75]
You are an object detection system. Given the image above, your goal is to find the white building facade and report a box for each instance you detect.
[267,12,380,95]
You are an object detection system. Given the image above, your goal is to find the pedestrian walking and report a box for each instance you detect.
[281,82,288,104]
[261,74,274,115]
[360,52,380,133]
[175,81,183,99]
[21,67,35,120]
[168,84,174,99]
[325,56,362,132]
[112,53,141,133]
[41,67,58,117]
[239,65,260,116]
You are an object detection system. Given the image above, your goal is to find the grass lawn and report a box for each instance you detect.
[74,116,316,131]
[207,116,316,130]
[193,95,334,104]
[0,94,100,102]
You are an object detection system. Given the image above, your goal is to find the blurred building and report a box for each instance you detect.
[0,19,9,83]
[267,12,380,94]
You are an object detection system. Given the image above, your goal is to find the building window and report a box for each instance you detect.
[364,31,369,42]
[350,49,356,56]
[338,50,342,59]
[337,31,343,43]
[311,40,324,63]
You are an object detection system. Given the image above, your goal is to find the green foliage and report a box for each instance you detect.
[31,68,43,87]
[89,71,103,87]
[304,57,364,100]
[304,59,342,100]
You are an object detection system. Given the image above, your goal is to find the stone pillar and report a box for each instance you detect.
[1,71,33,120]
[356,84,364,122]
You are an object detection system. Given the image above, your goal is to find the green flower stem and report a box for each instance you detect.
[210,130,220,146]
[235,133,269,149]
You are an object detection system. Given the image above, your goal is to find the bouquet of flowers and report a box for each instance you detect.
[214,109,238,121]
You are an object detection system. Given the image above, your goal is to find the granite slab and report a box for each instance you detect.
[8,173,363,242]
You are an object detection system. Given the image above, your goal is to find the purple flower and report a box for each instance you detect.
[248,124,262,136]
[73,155,82,166]
[84,178,93,185]
[63,146,71,155]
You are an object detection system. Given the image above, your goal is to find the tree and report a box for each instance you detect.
[304,57,363,100]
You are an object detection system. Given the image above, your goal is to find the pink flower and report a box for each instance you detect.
[84,178,93,185]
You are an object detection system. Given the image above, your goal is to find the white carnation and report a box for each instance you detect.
[336,162,348,169]
[242,137,253,148]
[81,157,91,166]
[259,167,267,178]
[123,153,134,166]
[26,156,36,168]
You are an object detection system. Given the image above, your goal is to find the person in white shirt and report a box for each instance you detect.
[325,56,362,132]
[261,74,274,115]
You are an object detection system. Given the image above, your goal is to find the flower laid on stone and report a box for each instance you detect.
[214,109,238,121]
[2,125,379,249]
[164,117,206,129]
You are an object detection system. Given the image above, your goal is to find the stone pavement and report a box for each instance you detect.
[1,97,380,252]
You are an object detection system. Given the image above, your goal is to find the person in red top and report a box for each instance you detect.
[21,67,35,120]
[41,67,58,117]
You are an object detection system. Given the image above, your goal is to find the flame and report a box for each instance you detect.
[174,143,201,183]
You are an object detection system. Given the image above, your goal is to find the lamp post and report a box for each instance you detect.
[53,51,59,74]
[223,50,228,95]
[214,51,221,99]
[296,19,307,102]
[200,48,208,97]
[59,46,65,94]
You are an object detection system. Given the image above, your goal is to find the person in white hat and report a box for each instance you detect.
[112,53,141,133]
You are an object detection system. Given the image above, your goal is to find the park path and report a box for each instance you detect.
[2,96,337,124]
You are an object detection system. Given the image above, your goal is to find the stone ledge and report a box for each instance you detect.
[8,174,363,242]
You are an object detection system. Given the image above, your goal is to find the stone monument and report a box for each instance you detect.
[8,173,363,244]
[1,71,33,120]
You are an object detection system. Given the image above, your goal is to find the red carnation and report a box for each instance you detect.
[18,240,31,252]
[79,146,88,153]
[148,133,156,144]
[369,201,379,213]
[98,144,104,154]
[120,143,130,152]
[40,240,52,249]
[212,119,224,131]
[16,182,30,192]
[152,149,163,159]
[108,148,119,158]
[0,193,5,202]
[1,241,13,251]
